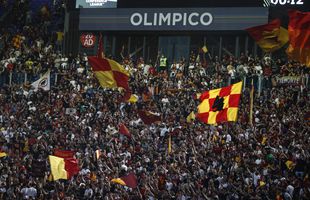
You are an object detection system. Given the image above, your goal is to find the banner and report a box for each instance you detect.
[274,76,302,86]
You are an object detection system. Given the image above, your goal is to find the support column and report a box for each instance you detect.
[127,36,131,56]
[147,46,150,63]
[24,73,27,84]
[245,36,249,56]
[9,72,12,86]
[143,36,146,60]
[258,75,262,97]
[103,35,108,53]
[55,73,58,85]
[112,36,116,57]
[254,42,258,57]
[219,36,222,59]
[235,36,239,57]
[203,36,207,46]
[243,76,246,91]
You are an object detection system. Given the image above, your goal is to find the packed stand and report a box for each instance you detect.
[1,3,310,200]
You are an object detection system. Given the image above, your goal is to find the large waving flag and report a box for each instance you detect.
[246,19,288,53]
[88,34,129,90]
[31,70,50,91]
[49,155,79,181]
[286,10,310,67]
[88,57,130,90]
[111,173,138,188]
[197,82,242,125]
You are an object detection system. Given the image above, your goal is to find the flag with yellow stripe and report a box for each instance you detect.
[197,82,242,124]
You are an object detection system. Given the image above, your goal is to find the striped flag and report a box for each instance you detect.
[197,82,242,125]
[48,155,79,180]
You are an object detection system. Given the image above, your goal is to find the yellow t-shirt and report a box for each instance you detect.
[56,32,64,41]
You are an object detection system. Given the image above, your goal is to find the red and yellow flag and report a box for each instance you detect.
[246,19,288,53]
[88,34,129,90]
[49,155,79,181]
[197,82,242,125]
[111,173,138,188]
[286,10,310,67]
[88,57,130,90]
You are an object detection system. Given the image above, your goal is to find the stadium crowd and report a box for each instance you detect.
[1,1,310,200]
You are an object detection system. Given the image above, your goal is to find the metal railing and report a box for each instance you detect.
[0,71,308,92]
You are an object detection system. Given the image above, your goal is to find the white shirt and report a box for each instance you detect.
[84,188,93,198]
[166,182,173,191]
[225,134,232,143]
[21,187,37,199]
[253,173,261,187]
[286,185,294,197]
[160,127,168,137]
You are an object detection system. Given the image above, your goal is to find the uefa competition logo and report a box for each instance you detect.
[39,78,48,89]
[85,0,108,7]
[130,12,213,27]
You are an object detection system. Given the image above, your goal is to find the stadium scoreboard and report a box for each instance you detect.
[76,0,117,8]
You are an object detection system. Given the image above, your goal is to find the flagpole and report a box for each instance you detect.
[249,79,254,126]
[168,134,172,154]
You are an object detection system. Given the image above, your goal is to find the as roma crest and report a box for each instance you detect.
[80,33,96,48]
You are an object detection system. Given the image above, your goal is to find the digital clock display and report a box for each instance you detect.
[268,0,304,6]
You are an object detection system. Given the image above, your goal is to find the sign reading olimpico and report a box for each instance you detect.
[129,12,213,26]
[79,7,269,31]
